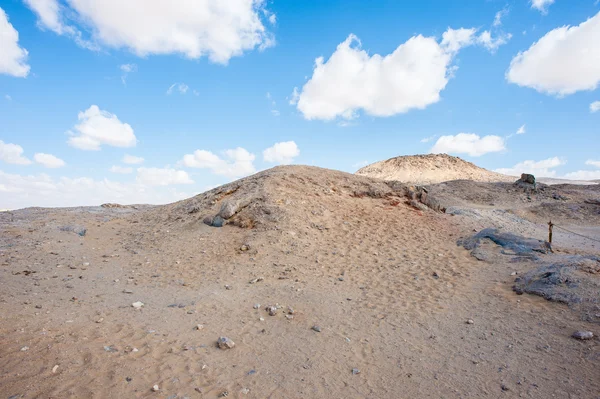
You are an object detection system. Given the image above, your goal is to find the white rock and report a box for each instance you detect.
[132,301,144,309]
[152,384,159,392]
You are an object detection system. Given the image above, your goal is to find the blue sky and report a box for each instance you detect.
[1,0,599,208]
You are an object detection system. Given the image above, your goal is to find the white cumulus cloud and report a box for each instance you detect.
[182,147,256,178]
[0,7,30,77]
[25,0,274,64]
[0,170,190,209]
[34,153,65,168]
[507,11,600,96]
[420,135,437,143]
[495,157,566,177]
[67,105,137,150]
[293,27,508,121]
[531,0,555,14]
[136,167,193,186]
[263,141,300,165]
[585,159,600,168]
[517,124,526,134]
[23,0,96,50]
[123,154,144,164]
[430,133,506,157]
[590,101,600,113]
[0,141,31,165]
[110,165,133,174]
[562,170,600,181]
[24,0,68,34]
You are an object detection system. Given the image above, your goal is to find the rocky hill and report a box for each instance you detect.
[356,154,514,184]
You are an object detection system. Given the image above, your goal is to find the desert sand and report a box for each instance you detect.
[356,154,516,184]
[1,164,599,398]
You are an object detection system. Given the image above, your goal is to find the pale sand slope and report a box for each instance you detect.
[0,166,598,398]
[356,154,515,184]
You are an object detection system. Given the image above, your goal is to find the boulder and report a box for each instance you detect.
[520,173,536,185]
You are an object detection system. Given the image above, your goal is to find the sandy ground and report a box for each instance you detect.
[1,166,598,398]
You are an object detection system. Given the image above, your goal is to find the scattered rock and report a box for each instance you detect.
[253,303,261,309]
[225,285,233,290]
[132,301,144,309]
[249,277,264,284]
[240,244,250,251]
[466,319,474,325]
[352,368,361,375]
[572,331,594,340]
[240,388,250,395]
[104,345,118,353]
[459,228,551,261]
[501,384,510,391]
[123,289,134,294]
[59,225,87,236]
[285,315,294,320]
[266,305,277,316]
[52,365,59,373]
[195,324,204,330]
[218,390,229,398]
[312,325,322,332]
[512,255,600,320]
[519,173,536,185]
[152,384,160,392]
[287,306,295,315]
[217,336,235,349]
[20,346,29,351]
[212,216,225,228]
[96,317,104,323]
[219,200,241,219]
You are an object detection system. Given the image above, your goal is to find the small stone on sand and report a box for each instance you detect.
[217,336,235,349]
[572,331,594,340]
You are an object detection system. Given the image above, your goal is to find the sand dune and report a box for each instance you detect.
[1,165,598,398]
